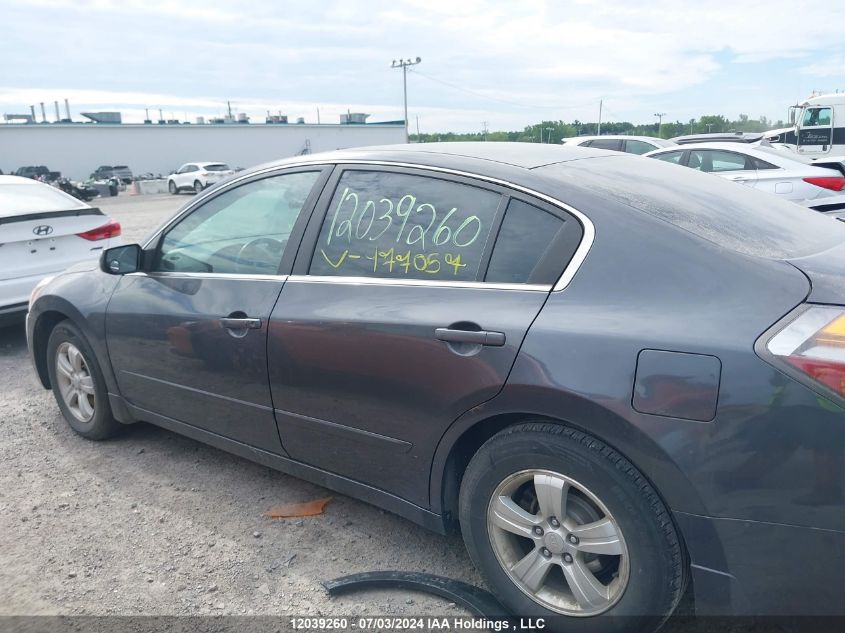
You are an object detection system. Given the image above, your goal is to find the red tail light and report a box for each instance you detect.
[765,306,845,399]
[76,219,121,241]
[803,176,845,192]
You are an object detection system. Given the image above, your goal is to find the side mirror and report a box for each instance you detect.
[101,243,142,275]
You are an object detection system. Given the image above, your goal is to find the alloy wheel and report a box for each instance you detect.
[55,342,96,423]
[487,469,629,616]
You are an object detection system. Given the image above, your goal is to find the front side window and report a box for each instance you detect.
[486,199,581,285]
[802,107,832,127]
[624,140,656,155]
[154,171,320,275]
[652,150,684,164]
[309,170,502,281]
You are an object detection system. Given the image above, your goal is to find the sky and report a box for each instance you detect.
[0,0,843,133]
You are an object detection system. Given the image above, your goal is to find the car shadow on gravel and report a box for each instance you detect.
[0,322,27,355]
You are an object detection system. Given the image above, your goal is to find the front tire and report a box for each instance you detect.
[46,321,120,440]
[193,180,204,194]
[168,180,178,194]
[459,423,685,633]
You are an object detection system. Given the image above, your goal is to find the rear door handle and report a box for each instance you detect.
[220,317,262,329]
[435,327,506,347]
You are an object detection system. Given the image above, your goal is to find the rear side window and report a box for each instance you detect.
[309,170,502,281]
[624,140,656,155]
[205,164,231,172]
[689,150,750,173]
[652,150,683,164]
[486,199,582,284]
[752,157,779,170]
[588,139,623,151]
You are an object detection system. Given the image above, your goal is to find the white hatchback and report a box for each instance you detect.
[0,176,121,324]
[167,162,236,194]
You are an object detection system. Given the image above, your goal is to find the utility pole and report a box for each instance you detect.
[391,57,422,143]
[416,115,420,137]
[545,126,554,143]
[654,112,666,137]
[597,99,603,135]
[482,121,488,141]
[707,123,713,133]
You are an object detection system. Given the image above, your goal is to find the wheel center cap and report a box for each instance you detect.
[543,532,565,554]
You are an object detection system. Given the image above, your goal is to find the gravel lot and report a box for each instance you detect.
[1,191,696,628]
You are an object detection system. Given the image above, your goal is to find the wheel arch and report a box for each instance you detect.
[430,390,711,535]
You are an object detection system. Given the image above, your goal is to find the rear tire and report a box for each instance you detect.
[46,321,120,441]
[459,422,685,633]
[168,180,178,194]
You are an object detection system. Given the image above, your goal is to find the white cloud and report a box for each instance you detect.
[0,0,843,131]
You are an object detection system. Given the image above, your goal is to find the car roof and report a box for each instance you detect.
[563,135,673,145]
[671,132,764,144]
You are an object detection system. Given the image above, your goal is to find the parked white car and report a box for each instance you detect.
[644,142,845,201]
[167,162,236,194]
[0,175,121,324]
[562,135,676,155]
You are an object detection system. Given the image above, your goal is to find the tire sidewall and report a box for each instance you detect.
[46,321,115,440]
[460,427,680,632]
[168,180,177,194]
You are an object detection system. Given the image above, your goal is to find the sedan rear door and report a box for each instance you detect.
[267,165,587,506]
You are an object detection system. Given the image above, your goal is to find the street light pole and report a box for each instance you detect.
[391,57,422,143]
[654,112,666,137]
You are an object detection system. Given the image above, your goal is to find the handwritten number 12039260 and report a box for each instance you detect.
[320,187,484,276]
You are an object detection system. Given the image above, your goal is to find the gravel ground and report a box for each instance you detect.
[0,191,698,629]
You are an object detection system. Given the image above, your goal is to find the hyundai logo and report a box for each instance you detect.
[33,225,53,236]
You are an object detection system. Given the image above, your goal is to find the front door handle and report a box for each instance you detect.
[220,317,262,330]
[435,327,506,347]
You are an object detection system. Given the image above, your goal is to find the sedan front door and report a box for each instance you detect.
[106,167,329,450]
[267,166,587,506]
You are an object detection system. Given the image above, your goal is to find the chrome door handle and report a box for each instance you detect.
[220,317,262,329]
[435,327,506,347]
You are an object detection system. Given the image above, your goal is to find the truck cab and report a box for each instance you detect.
[789,94,844,157]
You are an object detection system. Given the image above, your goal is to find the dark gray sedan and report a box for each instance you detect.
[26,143,845,631]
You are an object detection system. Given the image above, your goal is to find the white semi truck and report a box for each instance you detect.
[766,92,845,156]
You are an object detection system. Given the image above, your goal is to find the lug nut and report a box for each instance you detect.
[541,548,552,558]
[549,517,560,528]
[562,553,573,564]
[568,534,579,545]
[533,526,543,536]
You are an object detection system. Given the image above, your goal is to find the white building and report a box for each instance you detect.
[0,122,406,180]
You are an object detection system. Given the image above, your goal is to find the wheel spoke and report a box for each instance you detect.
[570,518,623,556]
[534,473,568,521]
[511,548,552,594]
[68,346,83,371]
[78,376,95,395]
[56,354,73,379]
[562,556,610,609]
[77,393,94,419]
[490,495,538,538]
[60,381,74,400]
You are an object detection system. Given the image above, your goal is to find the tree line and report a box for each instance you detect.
[411,114,787,143]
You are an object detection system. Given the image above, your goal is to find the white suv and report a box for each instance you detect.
[168,162,235,194]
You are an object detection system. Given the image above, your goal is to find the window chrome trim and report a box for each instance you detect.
[287,275,551,292]
[141,158,595,292]
[126,271,287,282]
